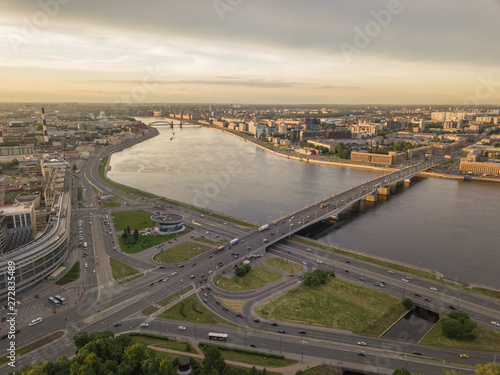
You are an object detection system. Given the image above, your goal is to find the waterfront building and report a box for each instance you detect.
[151,213,184,234]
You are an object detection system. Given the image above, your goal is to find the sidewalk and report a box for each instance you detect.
[148,341,316,375]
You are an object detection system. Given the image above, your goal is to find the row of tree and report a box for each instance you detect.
[13,331,273,375]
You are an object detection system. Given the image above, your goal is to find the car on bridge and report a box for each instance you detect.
[460,354,469,359]
[178,326,186,331]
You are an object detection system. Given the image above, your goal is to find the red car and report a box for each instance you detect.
[168,241,172,244]
[200,286,204,291]
[425,297,432,302]
[414,293,421,297]
[289,274,294,277]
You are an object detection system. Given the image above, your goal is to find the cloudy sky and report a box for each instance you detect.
[1,0,499,104]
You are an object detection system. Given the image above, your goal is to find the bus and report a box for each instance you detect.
[208,333,228,341]
[258,224,269,232]
[229,238,238,246]
[48,297,60,307]
[29,317,42,326]
[54,295,67,305]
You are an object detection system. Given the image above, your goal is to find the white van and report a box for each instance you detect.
[29,317,42,326]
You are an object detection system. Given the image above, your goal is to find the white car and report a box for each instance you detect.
[316,260,323,264]
[429,287,437,291]
[140,323,149,327]
[387,270,394,274]
[302,261,307,265]
[491,321,500,327]
[402,278,409,283]
[178,325,186,331]
[172,272,178,276]
[357,341,367,346]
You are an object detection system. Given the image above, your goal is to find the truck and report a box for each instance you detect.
[258,224,269,232]
[213,245,224,254]
[229,238,239,246]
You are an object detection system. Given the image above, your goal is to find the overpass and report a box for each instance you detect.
[232,159,440,255]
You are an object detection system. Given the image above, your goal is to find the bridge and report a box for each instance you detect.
[231,159,440,255]
[148,120,183,127]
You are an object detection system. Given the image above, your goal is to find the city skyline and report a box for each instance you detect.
[1,0,500,104]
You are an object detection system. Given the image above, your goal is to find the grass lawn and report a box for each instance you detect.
[129,333,195,353]
[303,366,337,375]
[220,298,245,313]
[420,319,500,351]
[199,343,297,367]
[258,278,407,335]
[214,265,284,292]
[471,287,500,299]
[264,257,303,274]
[159,294,235,326]
[101,201,121,208]
[142,305,159,316]
[111,210,154,231]
[55,262,80,285]
[118,273,144,284]
[77,187,82,201]
[153,241,211,264]
[193,237,225,246]
[109,257,143,281]
[120,226,193,254]
[157,285,194,307]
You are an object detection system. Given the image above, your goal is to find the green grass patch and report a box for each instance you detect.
[118,273,144,284]
[159,294,235,326]
[153,241,211,264]
[301,366,337,375]
[142,305,159,316]
[193,237,225,246]
[157,285,194,307]
[110,257,142,281]
[0,331,64,365]
[214,265,284,292]
[258,278,407,335]
[420,319,500,351]
[471,287,500,299]
[199,343,297,367]
[111,210,155,231]
[101,201,121,208]
[77,187,82,201]
[292,237,477,294]
[55,262,80,285]
[264,257,303,274]
[129,333,195,353]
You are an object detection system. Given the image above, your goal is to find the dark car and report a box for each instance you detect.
[414,293,421,297]
[357,351,366,356]
[449,305,458,310]
[14,329,20,334]
[35,294,39,298]
[346,261,351,264]
[345,270,350,273]
[1,317,5,322]
[413,351,423,356]
[299,330,306,334]
[271,322,278,326]
[114,323,122,327]
[223,307,229,311]
[179,265,184,268]
[149,283,155,286]
[250,344,257,348]
[159,266,165,269]
[0,334,8,340]
[192,263,196,266]
[278,330,286,334]
[206,287,211,290]
[236,314,243,318]
[253,319,260,323]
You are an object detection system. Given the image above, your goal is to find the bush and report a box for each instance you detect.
[441,310,477,341]
[402,298,413,310]
[234,264,251,277]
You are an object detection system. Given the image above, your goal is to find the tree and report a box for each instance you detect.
[402,298,413,310]
[126,225,131,235]
[72,164,77,172]
[441,310,477,340]
[201,346,227,375]
[122,231,128,240]
[74,331,89,349]
[475,363,500,375]
[133,228,139,242]
[393,369,411,375]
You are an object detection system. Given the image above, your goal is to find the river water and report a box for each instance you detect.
[108,118,500,287]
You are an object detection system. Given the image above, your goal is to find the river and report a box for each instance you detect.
[107,118,500,287]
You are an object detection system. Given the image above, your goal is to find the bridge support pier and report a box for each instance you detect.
[404,178,411,185]
[378,187,391,196]
[365,192,378,202]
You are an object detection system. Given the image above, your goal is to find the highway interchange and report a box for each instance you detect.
[1,132,498,375]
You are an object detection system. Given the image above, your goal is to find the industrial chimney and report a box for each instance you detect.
[41,107,49,144]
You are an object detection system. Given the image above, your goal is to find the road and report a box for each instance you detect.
[0,136,496,375]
